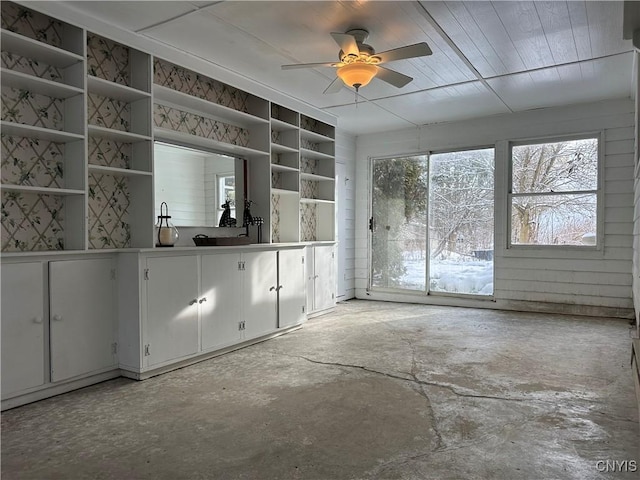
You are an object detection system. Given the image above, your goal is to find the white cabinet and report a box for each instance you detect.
[278,249,306,328]
[1,262,46,397]
[201,254,242,350]
[306,244,336,316]
[144,256,200,367]
[49,259,118,382]
[243,250,278,338]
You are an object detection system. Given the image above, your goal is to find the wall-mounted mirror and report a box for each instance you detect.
[154,142,245,228]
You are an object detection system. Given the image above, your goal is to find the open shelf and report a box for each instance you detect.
[271,118,298,131]
[272,188,299,196]
[154,85,269,128]
[300,172,334,182]
[1,184,85,196]
[87,76,150,102]
[1,121,83,142]
[271,143,298,154]
[1,69,83,98]
[300,198,335,204]
[1,29,84,68]
[88,125,151,143]
[300,128,334,143]
[88,165,152,177]
[271,164,299,173]
[154,127,268,159]
[300,148,334,161]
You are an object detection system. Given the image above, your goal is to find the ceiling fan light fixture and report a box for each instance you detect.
[336,63,378,90]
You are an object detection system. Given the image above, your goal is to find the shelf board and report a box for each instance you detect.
[271,143,298,154]
[1,29,84,68]
[300,128,334,143]
[88,165,152,177]
[271,117,298,131]
[300,197,335,204]
[88,125,151,143]
[300,172,334,182]
[271,163,299,173]
[299,148,334,161]
[1,68,82,98]
[1,184,84,196]
[153,127,268,159]
[88,76,150,102]
[272,188,299,196]
[153,85,268,128]
[1,121,83,143]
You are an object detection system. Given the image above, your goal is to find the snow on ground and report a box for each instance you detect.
[400,251,493,295]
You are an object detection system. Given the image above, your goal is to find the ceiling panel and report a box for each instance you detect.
[375,81,510,126]
[63,1,199,32]
[585,1,630,58]
[327,101,415,135]
[487,53,633,111]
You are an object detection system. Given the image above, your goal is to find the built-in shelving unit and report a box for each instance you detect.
[1,1,336,253]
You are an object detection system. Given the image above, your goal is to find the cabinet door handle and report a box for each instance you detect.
[33,317,43,324]
[277,285,283,291]
[189,299,198,305]
[269,286,276,291]
[199,297,207,304]
[52,315,63,322]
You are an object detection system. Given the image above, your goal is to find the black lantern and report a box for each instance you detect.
[155,202,179,247]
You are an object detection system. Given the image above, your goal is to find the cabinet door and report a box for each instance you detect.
[145,256,199,366]
[1,262,46,397]
[278,249,305,328]
[243,251,277,339]
[305,246,315,312]
[314,245,336,312]
[201,254,242,350]
[50,259,117,383]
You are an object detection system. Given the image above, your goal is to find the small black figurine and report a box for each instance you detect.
[219,199,236,227]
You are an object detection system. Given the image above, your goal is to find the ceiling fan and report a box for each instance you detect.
[281,28,432,94]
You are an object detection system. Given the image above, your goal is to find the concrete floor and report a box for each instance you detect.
[2,300,638,480]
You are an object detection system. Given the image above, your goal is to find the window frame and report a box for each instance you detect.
[506,132,604,251]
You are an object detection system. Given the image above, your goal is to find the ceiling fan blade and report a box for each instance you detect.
[330,32,359,56]
[376,66,413,88]
[375,43,432,63]
[323,77,343,94]
[281,62,337,70]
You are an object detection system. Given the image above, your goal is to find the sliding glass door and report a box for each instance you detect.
[370,149,494,296]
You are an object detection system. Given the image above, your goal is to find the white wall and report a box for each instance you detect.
[335,131,356,300]
[355,98,635,318]
[633,52,640,334]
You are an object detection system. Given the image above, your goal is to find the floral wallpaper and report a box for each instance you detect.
[154,104,250,147]
[300,180,319,200]
[271,130,281,144]
[2,88,64,130]
[271,194,280,243]
[88,93,131,131]
[2,135,63,188]
[301,138,320,152]
[88,137,131,169]
[301,157,318,175]
[1,2,63,47]
[300,116,321,133]
[154,59,249,113]
[88,173,131,249]
[272,171,282,190]
[1,191,64,251]
[1,52,63,83]
[300,203,317,242]
[87,33,130,86]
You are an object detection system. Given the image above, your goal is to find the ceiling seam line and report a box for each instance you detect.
[134,1,226,34]
[414,1,513,114]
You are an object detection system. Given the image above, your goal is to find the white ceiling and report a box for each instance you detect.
[61,0,634,135]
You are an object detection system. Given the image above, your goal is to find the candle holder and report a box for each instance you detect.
[155,202,179,247]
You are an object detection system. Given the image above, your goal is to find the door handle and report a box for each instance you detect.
[276,285,283,291]
[199,297,207,304]
[33,316,43,324]
[189,299,198,305]
[269,286,276,291]
[52,315,62,322]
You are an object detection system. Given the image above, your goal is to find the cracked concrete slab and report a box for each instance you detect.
[2,300,638,479]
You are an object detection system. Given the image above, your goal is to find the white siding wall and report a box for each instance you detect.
[355,98,634,318]
[335,131,357,300]
[633,52,640,334]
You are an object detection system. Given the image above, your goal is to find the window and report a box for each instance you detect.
[217,173,235,222]
[510,136,599,246]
